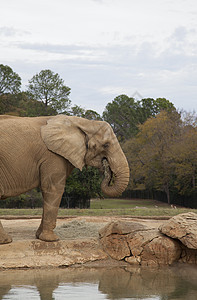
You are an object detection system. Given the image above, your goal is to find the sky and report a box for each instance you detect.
[0,0,197,114]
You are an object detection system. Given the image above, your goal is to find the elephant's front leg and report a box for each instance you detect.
[36,190,64,242]
[36,157,69,242]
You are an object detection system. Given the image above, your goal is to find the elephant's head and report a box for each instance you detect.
[41,115,129,197]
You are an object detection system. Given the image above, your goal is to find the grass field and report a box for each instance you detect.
[0,198,196,217]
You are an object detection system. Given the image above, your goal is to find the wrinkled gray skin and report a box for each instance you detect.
[0,115,129,243]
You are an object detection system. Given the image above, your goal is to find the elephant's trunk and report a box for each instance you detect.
[101,157,130,197]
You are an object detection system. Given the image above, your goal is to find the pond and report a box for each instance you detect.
[0,264,197,300]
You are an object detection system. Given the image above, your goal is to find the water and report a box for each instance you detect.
[0,264,197,300]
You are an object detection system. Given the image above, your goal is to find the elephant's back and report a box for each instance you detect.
[0,116,50,138]
[0,115,49,128]
[0,116,49,159]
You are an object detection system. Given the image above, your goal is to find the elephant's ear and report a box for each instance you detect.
[41,115,86,170]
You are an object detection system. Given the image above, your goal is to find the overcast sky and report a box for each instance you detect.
[0,0,197,114]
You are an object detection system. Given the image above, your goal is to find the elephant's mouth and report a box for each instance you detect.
[102,158,113,186]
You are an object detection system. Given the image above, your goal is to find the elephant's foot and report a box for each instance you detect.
[0,233,12,244]
[35,226,42,239]
[37,230,59,242]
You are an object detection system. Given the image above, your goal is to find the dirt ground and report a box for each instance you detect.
[1,216,166,241]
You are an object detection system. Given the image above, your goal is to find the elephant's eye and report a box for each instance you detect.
[103,143,109,149]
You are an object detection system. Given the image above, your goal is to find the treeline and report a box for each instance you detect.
[122,110,197,206]
[0,64,196,208]
[0,65,101,119]
[103,96,196,207]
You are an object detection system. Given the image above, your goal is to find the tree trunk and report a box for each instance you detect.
[164,183,170,204]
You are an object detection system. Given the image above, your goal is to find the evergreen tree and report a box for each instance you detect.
[27,69,71,113]
[0,64,21,95]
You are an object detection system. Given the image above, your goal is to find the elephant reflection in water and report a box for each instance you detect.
[0,115,129,243]
[0,266,197,300]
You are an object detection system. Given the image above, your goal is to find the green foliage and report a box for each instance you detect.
[27,69,71,113]
[18,92,57,116]
[0,93,21,115]
[62,167,102,208]
[84,109,102,120]
[0,189,42,208]
[70,105,85,117]
[70,105,102,120]
[103,95,139,140]
[0,64,21,95]
[0,92,57,116]
[103,95,175,141]
[138,97,176,122]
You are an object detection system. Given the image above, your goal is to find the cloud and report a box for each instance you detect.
[13,32,197,79]
[0,27,16,36]
[171,26,188,42]
[2,24,197,113]
[15,42,108,63]
[91,0,104,3]
[0,26,30,37]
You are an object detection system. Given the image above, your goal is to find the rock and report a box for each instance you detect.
[100,234,130,260]
[127,229,160,256]
[99,221,148,261]
[0,239,108,269]
[159,212,197,249]
[99,220,182,266]
[125,256,141,265]
[179,245,197,264]
[99,221,147,260]
[99,220,147,238]
[141,236,181,266]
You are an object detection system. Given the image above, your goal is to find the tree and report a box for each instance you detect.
[138,98,175,123]
[18,92,57,117]
[0,64,21,95]
[103,95,140,141]
[62,167,102,208]
[181,110,197,127]
[123,111,182,204]
[70,105,85,117]
[171,114,197,195]
[0,92,57,116]
[103,95,175,141]
[27,69,71,112]
[84,109,102,120]
[0,93,20,115]
[70,105,102,120]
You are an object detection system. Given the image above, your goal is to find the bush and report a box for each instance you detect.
[0,189,42,208]
[61,167,102,208]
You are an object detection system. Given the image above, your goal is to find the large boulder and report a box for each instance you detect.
[159,212,197,249]
[140,235,181,266]
[99,221,147,261]
[99,220,182,266]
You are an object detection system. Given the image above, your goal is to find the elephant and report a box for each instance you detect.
[0,114,129,243]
